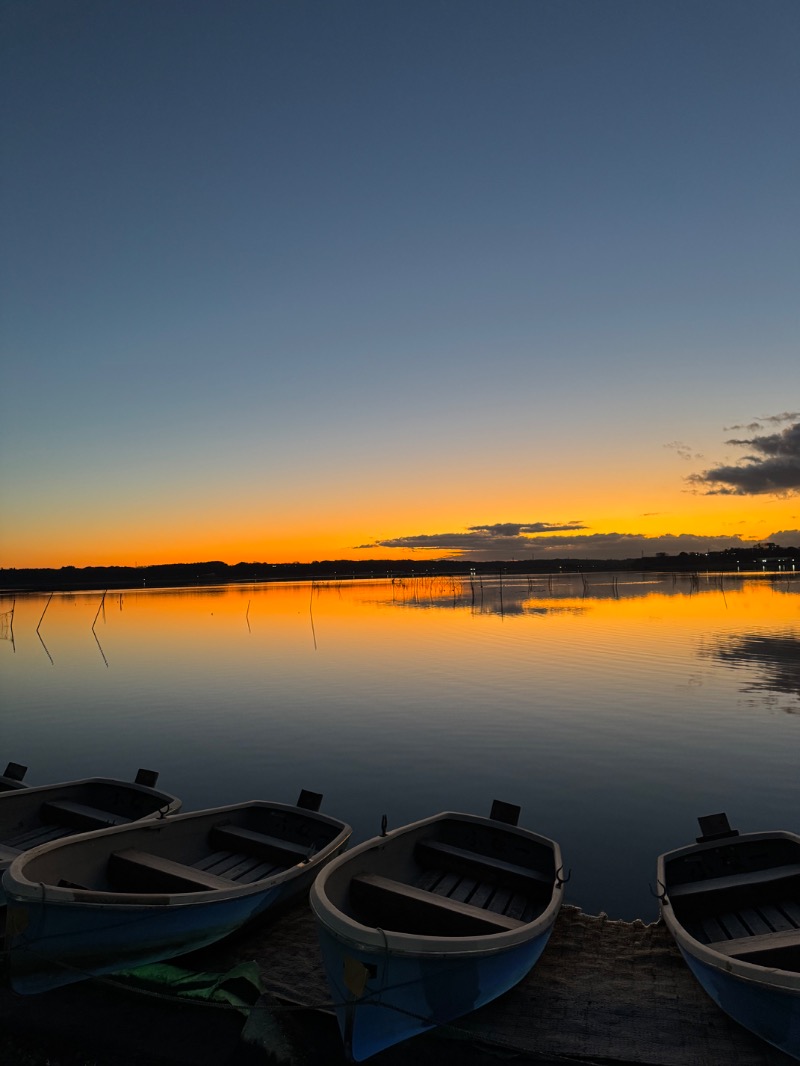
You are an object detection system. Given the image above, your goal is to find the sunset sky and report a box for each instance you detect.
[2,0,798,569]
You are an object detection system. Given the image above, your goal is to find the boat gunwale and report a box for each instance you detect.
[657,828,800,993]
[310,810,564,958]
[4,800,352,908]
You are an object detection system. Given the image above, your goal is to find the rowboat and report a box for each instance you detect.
[310,801,565,1061]
[0,761,28,791]
[0,769,181,904]
[658,813,800,1061]
[4,791,351,994]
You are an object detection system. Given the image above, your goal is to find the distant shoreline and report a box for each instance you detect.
[1,547,797,594]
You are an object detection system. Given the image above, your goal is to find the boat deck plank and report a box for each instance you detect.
[436,871,462,896]
[217,855,270,881]
[504,891,530,921]
[772,903,800,929]
[447,875,478,903]
[739,907,775,936]
[486,886,514,915]
[197,850,263,879]
[721,912,751,939]
[699,916,727,942]
[692,896,800,946]
[193,849,238,873]
[467,882,495,909]
[4,825,72,849]
[193,849,286,883]
[234,860,283,884]
[411,864,541,924]
[415,868,444,892]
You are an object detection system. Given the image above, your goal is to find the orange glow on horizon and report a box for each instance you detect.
[2,481,797,570]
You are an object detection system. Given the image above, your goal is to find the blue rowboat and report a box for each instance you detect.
[4,791,351,994]
[0,769,181,905]
[310,801,565,1061]
[658,813,800,1061]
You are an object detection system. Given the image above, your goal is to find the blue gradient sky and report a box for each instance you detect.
[2,1,798,567]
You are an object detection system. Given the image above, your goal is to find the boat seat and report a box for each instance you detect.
[108,848,233,893]
[40,799,131,831]
[667,864,800,898]
[707,925,800,958]
[350,873,525,936]
[209,824,311,865]
[415,839,551,889]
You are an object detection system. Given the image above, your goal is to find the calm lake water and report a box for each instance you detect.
[1,571,798,921]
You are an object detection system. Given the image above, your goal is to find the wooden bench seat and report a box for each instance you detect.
[109,848,233,893]
[41,799,131,831]
[209,824,311,866]
[350,873,525,937]
[416,839,551,889]
[668,864,800,899]
[707,925,800,958]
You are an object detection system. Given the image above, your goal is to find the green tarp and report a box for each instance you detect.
[112,960,265,1014]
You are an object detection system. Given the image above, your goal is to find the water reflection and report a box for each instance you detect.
[704,631,800,712]
[37,628,54,665]
[380,576,589,617]
[369,571,797,618]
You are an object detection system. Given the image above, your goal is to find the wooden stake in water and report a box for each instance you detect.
[92,590,107,631]
[36,592,53,633]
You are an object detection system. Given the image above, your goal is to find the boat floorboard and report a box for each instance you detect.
[193,849,288,884]
[3,824,73,849]
[693,897,800,945]
[414,865,540,924]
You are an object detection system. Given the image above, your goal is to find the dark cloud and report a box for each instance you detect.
[356,527,792,560]
[356,521,585,558]
[688,419,800,495]
[467,521,585,536]
[723,421,767,433]
[724,412,799,431]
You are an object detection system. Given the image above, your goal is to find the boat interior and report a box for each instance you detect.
[345,817,557,938]
[106,814,331,894]
[667,837,800,972]
[17,798,344,897]
[1,775,173,861]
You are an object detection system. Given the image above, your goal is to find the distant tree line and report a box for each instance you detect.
[1,544,798,593]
